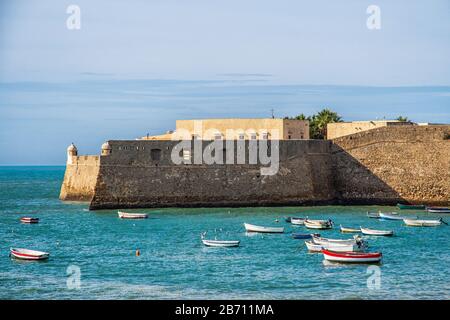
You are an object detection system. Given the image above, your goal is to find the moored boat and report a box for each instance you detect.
[426,207,450,213]
[322,249,382,263]
[118,211,148,219]
[10,248,49,261]
[397,203,426,210]
[379,212,414,221]
[304,219,333,230]
[201,239,240,247]
[367,212,380,219]
[340,225,360,233]
[291,233,320,240]
[290,217,306,225]
[244,223,284,233]
[305,240,365,253]
[312,235,364,246]
[403,218,444,227]
[360,227,394,236]
[20,217,39,224]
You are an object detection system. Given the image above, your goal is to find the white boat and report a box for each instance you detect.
[201,239,240,247]
[379,212,415,221]
[304,219,333,230]
[403,218,443,227]
[118,211,148,219]
[360,227,394,236]
[305,240,365,253]
[340,225,360,233]
[367,212,380,219]
[426,207,450,213]
[312,235,364,246]
[10,248,49,260]
[290,217,306,225]
[322,249,382,263]
[243,223,284,233]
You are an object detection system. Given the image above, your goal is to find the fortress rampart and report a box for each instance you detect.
[60,125,450,209]
[332,125,450,205]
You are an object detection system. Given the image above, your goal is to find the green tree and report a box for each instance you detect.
[396,116,409,122]
[287,108,343,139]
[310,108,343,139]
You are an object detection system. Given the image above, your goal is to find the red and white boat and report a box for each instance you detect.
[20,217,39,224]
[10,248,49,260]
[118,211,148,219]
[322,249,382,263]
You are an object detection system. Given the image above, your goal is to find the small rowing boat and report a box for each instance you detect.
[200,232,240,247]
[367,212,380,219]
[305,240,365,253]
[291,233,320,240]
[397,203,426,210]
[304,219,333,230]
[322,249,382,263]
[118,211,148,219]
[312,235,365,246]
[340,225,360,233]
[244,223,284,233]
[202,239,240,247]
[426,207,450,213]
[360,227,394,236]
[403,218,444,227]
[290,217,306,225]
[379,212,414,221]
[10,248,49,260]
[20,217,39,224]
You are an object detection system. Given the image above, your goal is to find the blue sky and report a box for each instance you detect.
[0,0,449,164]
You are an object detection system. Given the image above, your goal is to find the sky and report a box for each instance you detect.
[0,0,449,164]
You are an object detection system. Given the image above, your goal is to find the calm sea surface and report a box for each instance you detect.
[0,166,449,300]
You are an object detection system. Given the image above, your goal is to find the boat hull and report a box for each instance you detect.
[397,203,426,210]
[202,239,240,247]
[20,217,39,224]
[360,227,394,236]
[244,223,284,233]
[118,211,148,219]
[403,219,441,227]
[305,241,364,253]
[304,220,333,230]
[10,248,49,261]
[322,249,382,263]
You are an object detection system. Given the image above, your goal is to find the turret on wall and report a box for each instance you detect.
[67,143,78,164]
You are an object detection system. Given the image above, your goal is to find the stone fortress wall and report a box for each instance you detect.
[59,125,450,209]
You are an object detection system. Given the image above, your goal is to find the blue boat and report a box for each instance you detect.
[291,233,320,240]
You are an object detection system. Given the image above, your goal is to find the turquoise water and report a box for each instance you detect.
[0,166,449,300]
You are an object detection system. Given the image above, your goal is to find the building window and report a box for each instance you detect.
[250,133,257,140]
[262,132,269,139]
[238,133,245,140]
[214,133,222,140]
[150,149,162,161]
[288,135,292,139]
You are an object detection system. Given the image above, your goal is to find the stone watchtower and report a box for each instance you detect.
[66,143,78,164]
[101,141,112,156]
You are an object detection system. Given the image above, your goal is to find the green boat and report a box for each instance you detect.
[397,203,426,210]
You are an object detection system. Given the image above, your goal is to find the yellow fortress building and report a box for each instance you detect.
[141,118,310,140]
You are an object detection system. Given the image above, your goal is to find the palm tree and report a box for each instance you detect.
[396,116,409,122]
[311,108,343,139]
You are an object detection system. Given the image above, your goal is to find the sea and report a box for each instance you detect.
[0,166,449,300]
